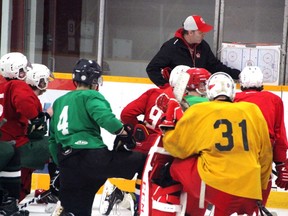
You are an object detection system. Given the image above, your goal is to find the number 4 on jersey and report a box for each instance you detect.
[57,105,69,135]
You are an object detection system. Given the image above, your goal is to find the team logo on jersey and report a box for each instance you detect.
[196,53,201,58]
[75,140,88,145]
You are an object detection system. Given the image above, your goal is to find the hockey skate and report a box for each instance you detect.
[99,181,124,215]
[0,197,29,216]
[34,189,59,213]
[50,200,64,216]
[34,189,59,204]
[19,189,59,214]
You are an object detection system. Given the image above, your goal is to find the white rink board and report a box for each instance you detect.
[39,81,288,151]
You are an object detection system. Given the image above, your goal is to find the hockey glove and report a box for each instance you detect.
[159,99,183,133]
[28,112,50,139]
[113,124,136,151]
[156,93,170,112]
[275,160,288,190]
[161,67,171,82]
[133,124,149,142]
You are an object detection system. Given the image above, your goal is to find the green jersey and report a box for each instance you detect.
[49,89,123,164]
[184,95,208,106]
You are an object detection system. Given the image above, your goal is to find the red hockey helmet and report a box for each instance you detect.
[186,68,211,93]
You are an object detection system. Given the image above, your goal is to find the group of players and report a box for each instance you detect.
[0,52,58,216]
[0,50,287,216]
[100,64,288,216]
[0,14,288,216]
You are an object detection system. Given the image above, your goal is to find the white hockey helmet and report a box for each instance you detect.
[26,63,52,90]
[0,52,30,80]
[239,66,263,88]
[206,72,236,101]
[169,65,190,88]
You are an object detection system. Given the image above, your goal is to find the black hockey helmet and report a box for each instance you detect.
[72,59,102,85]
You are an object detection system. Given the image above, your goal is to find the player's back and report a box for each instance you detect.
[234,90,281,121]
[234,90,284,138]
[163,100,272,199]
[51,89,122,149]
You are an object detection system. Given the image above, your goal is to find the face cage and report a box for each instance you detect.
[17,68,27,80]
[16,61,32,80]
[36,78,49,90]
[187,81,207,96]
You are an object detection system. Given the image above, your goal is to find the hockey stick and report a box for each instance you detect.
[257,201,274,216]
[19,190,52,209]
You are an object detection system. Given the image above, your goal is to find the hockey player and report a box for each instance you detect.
[0,52,33,215]
[21,63,59,205]
[163,72,273,216]
[101,66,211,216]
[99,65,189,216]
[234,66,288,204]
[48,59,146,216]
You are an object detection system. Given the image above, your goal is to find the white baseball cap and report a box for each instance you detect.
[183,15,213,32]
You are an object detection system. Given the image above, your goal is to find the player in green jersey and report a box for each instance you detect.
[48,59,146,216]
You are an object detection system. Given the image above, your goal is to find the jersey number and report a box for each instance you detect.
[147,105,163,130]
[214,119,249,151]
[57,105,69,135]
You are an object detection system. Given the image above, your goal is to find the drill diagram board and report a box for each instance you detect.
[221,42,281,85]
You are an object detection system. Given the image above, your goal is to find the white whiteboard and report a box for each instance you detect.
[221,42,281,85]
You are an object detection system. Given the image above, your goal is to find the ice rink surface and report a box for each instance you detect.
[20,193,288,216]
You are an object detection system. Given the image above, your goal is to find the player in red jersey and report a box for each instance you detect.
[100,65,190,216]
[234,66,288,205]
[101,66,211,216]
[0,52,32,215]
[0,53,55,215]
[20,63,59,208]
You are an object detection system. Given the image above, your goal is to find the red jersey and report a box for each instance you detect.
[234,90,288,162]
[121,88,165,134]
[0,80,42,147]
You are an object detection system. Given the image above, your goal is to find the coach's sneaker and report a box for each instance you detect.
[0,197,29,216]
[101,186,124,215]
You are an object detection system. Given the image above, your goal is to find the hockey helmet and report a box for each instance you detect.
[206,72,236,101]
[186,68,211,94]
[169,65,190,88]
[239,66,263,88]
[0,52,30,80]
[26,64,52,90]
[72,59,102,86]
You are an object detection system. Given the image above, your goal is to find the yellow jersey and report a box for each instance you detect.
[163,101,272,199]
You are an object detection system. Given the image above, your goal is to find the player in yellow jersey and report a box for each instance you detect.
[163,72,272,216]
